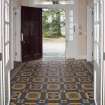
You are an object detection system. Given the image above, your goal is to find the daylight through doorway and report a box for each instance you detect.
[42,9,66,58]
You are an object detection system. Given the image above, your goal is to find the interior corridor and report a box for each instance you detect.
[1,0,105,104]
[10,59,94,105]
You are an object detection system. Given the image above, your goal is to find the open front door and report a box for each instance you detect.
[21,6,42,62]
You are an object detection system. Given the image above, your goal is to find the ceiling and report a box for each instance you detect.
[17,0,74,5]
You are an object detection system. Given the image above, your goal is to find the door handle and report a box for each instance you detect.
[21,33,24,41]
[0,53,2,61]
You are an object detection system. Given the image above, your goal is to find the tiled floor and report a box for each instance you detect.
[10,59,95,105]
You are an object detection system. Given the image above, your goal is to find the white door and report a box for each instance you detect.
[65,5,75,59]
[0,0,10,104]
[102,0,105,105]
[0,0,4,104]
[93,0,102,104]
[4,0,10,104]
[0,49,3,105]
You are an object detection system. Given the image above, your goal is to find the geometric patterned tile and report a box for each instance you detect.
[47,84,60,91]
[11,91,22,101]
[10,59,95,105]
[25,91,40,102]
[17,77,30,83]
[10,102,17,105]
[82,84,93,91]
[48,92,60,103]
[11,83,26,90]
[66,92,81,103]
[21,72,32,77]
[64,83,78,91]
[48,103,59,105]
[32,77,44,83]
[87,91,94,100]
[64,78,76,83]
[48,77,60,83]
[29,84,42,91]
[69,103,81,105]
[23,102,37,105]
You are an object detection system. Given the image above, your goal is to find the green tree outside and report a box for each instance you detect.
[42,9,65,38]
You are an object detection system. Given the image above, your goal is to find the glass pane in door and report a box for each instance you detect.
[69,9,74,41]
[5,24,9,43]
[4,0,10,66]
[5,2,9,22]
[5,44,9,64]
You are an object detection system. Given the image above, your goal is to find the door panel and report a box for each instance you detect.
[65,5,75,58]
[93,0,101,105]
[0,0,10,104]
[21,6,42,62]
[4,0,10,104]
[0,0,3,104]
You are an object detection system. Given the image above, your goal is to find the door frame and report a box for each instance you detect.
[42,7,66,58]
[10,4,74,61]
[20,4,70,59]
[93,0,104,105]
[0,0,6,104]
[101,0,105,105]
[0,0,11,104]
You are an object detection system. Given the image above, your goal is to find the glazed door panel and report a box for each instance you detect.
[93,0,101,105]
[65,5,75,58]
[0,0,3,104]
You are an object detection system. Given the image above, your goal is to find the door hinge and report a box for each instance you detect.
[0,53,2,61]
[103,53,105,60]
